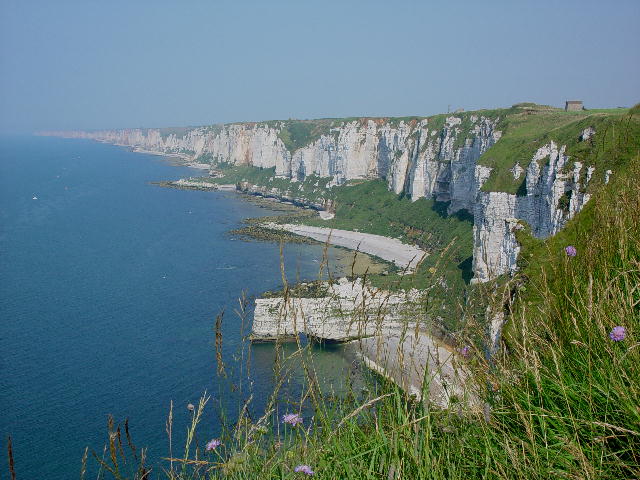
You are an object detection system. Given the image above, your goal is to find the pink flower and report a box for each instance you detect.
[609,326,626,342]
[460,346,470,357]
[565,246,577,257]
[205,439,221,451]
[294,465,315,475]
[282,413,303,426]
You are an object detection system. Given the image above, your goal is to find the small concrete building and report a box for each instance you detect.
[565,100,583,111]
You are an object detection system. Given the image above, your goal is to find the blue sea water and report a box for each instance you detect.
[0,136,353,478]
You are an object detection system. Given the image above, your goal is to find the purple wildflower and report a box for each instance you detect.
[205,439,221,451]
[294,465,315,475]
[282,413,303,426]
[565,245,577,257]
[460,346,470,357]
[609,326,626,342]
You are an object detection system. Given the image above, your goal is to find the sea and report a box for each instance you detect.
[0,136,356,478]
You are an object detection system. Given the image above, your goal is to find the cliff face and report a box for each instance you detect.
[472,141,595,282]
[54,112,596,282]
[58,115,501,209]
[252,278,421,342]
[252,277,472,406]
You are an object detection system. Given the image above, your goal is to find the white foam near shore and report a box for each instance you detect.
[264,223,426,271]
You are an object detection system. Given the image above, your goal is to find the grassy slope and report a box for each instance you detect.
[233,115,640,479]
[196,165,333,204]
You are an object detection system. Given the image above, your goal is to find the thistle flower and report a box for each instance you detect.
[294,465,315,475]
[565,245,577,257]
[460,346,470,357]
[282,413,303,426]
[205,439,221,451]
[609,326,626,342]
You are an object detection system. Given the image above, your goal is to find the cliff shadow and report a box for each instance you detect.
[457,256,474,284]
[431,201,474,224]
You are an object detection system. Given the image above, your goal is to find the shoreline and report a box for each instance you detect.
[262,223,427,272]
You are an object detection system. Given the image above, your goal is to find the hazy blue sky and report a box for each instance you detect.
[1,0,638,133]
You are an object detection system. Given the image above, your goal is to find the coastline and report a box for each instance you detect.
[114,143,212,170]
[262,223,427,272]
[77,139,454,402]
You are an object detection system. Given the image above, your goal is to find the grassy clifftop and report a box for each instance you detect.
[478,103,635,193]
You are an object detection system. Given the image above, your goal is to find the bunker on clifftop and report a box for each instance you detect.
[565,100,583,111]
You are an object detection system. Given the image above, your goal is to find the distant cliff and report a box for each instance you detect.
[46,104,629,282]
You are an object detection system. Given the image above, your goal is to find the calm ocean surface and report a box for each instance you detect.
[0,136,354,478]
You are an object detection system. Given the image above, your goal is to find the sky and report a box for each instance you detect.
[0,0,638,133]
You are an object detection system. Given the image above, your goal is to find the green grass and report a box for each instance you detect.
[276,121,334,154]
[157,126,192,139]
[197,165,334,204]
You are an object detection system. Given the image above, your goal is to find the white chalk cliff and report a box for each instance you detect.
[252,278,422,342]
[52,117,598,282]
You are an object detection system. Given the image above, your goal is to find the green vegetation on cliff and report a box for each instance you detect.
[478,104,632,193]
[275,120,335,153]
[84,104,639,480]
[80,105,640,479]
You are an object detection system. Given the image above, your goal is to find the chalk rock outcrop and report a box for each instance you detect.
[472,141,594,282]
[251,278,422,342]
[355,331,472,407]
[252,277,473,407]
